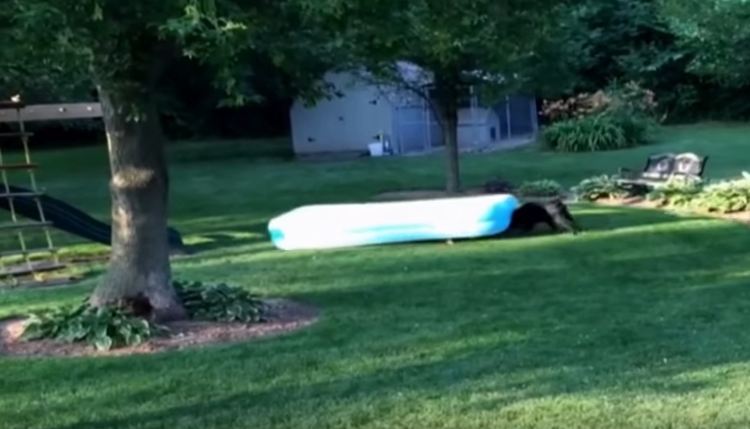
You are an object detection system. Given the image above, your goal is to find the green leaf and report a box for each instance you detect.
[93,334,113,351]
[93,3,104,21]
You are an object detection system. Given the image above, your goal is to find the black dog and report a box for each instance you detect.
[509,200,581,235]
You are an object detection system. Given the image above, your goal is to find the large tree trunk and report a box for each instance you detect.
[90,86,186,322]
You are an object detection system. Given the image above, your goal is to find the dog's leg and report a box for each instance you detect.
[542,213,559,231]
[560,207,582,234]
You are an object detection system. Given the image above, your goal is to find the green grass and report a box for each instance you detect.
[3,123,750,428]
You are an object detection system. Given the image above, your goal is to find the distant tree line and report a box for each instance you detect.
[3,0,750,148]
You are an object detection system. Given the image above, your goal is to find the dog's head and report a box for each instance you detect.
[544,199,581,234]
[542,198,567,213]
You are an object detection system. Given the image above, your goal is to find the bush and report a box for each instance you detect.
[542,82,657,153]
[541,90,612,122]
[175,281,265,323]
[645,176,750,214]
[21,281,266,351]
[610,110,654,146]
[692,179,750,213]
[517,180,565,198]
[543,111,654,153]
[22,304,160,351]
[543,115,628,152]
[483,178,515,194]
[541,81,657,122]
[647,179,704,207]
[574,175,631,201]
[607,81,659,117]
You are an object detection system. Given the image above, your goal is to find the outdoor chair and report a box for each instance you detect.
[617,152,708,194]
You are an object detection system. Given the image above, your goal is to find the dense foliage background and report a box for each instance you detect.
[3,0,750,146]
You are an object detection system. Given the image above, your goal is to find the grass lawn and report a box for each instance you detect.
[3,123,750,428]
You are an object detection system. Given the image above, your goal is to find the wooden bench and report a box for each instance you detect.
[618,152,708,193]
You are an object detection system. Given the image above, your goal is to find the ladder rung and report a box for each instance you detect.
[0,261,66,277]
[5,277,74,289]
[0,163,38,170]
[0,247,56,258]
[0,101,24,110]
[0,132,33,139]
[0,191,43,199]
[0,221,53,230]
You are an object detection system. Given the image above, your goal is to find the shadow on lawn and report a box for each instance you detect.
[13,206,750,429]
[182,219,270,253]
[275,215,750,399]
[188,232,266,254]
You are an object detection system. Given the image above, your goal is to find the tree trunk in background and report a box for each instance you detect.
[90,85,186,322]
[433,71,462,194]
[439,106,460,193]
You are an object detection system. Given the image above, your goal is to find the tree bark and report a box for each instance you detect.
[439,104,461,194]
[90,85,186,322]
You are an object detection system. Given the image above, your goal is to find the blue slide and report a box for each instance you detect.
[0,185,185,253]
[269,194,519,250]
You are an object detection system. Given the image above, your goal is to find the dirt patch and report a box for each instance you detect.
[717,211,750,224]
[593,196,659,208]
[0,299,318,358]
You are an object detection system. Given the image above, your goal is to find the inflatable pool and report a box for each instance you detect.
[268,194,519,250]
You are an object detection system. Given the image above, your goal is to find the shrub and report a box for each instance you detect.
[692,179,750,213]
[517,180,565,198]
[542,81,657,153]
[543,115,626,152]
[22,304,160,351]
[483,178,515,194]
[543,111,654,153]
[541,81,657,122]
[607,81,659,117]
[647,179,704,207]
[175,281,265,323]
[574,175,631,201]
[541,90,612,122]
[21,281,266,351]
[609,110,654,146]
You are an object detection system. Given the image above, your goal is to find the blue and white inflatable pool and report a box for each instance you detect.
[268,194,519,251]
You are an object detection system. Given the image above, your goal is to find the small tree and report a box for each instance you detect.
[1,0,270,320]
[299,0,563,193]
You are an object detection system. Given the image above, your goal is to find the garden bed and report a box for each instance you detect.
[0,299,318,358]
[592,196,750,225]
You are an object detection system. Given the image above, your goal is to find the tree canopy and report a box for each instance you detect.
[661,0,750,87]
[295,0,565,192]
[0,0,291,319]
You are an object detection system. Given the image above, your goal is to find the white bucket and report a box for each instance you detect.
[368,142,384,157]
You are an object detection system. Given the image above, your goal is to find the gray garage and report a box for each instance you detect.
[290,65,538,156]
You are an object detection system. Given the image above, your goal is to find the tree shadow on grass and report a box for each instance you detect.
[47,265,750,429]
[187,232,266,253]
[180,219,270,254]
[9,208,750,429]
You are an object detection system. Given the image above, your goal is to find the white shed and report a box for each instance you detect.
[289,66,538,156]
[290,72,396,155]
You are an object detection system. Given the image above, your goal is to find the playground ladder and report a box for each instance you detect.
[0,100,66,288]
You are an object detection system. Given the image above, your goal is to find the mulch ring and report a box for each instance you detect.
[592,196,750,225]
[0,299,318,358]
